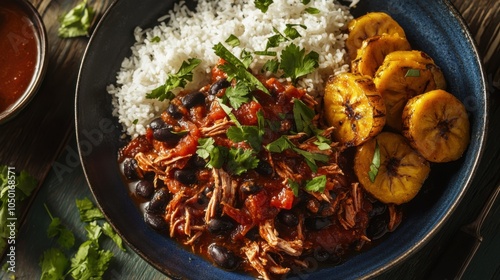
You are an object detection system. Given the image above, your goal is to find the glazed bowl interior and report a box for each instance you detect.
[0,0,48,124]
[75,0,487,279]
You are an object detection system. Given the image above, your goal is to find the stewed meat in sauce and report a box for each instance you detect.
[119,60,397,279]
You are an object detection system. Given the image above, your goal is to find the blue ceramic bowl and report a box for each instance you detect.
[76,0,487,279]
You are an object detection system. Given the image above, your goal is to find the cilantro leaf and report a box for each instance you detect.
[76,198,104,222]
[284,24,306,40]
[102,222,126,252]
[254,0,274,13]
[213,43,269,95]
[405,68,421,77]
[288,179,300,197]
[369,140,381,182]
[150,36,161,43]
[39,248,69,280]
[305,7,320,14]
[58,0,94,38]
[293,99,315,135]
[265,136,328,172]
[196,138,227,169]
[262,59,280,74]
[146,58,201,101]
[280,43,319,83]
[227,148,259,175]
[84,221,102,242]
[70,240,113,280]
[225,82,252,109]
[225,34,240,47]
[304,175,327,193]
[45,204,75,250]
[227,125,262,152]
[266,28,288,50]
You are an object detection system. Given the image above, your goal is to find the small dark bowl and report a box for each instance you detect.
[0,0,48,124]
[76,0,487,279]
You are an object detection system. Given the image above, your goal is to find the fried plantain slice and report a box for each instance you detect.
[354,132,430,205]
[402,89,470,162]
[346,12,407,62]
[351,34,411,77]
[323,73,386,147]
[374,50,447,131]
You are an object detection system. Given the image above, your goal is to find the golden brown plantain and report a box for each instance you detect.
[323,73,386,147]
[354,132,430,205]
[374,50,447,131]
[346,12,407,62]
[351,34,411,77]
[402,89,470,162]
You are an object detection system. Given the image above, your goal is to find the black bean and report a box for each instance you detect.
[135,180,154,199]
[278,210,299,227]
[255,160,273,176]
[149,118,165,130]
[208,244,239,271]
[366,215,388,240]
[188,154,207,168]
[369,201,387,218]
[144,213,168,232]
[181,92,205,108]
[152,126,181,145]
[145,188,169,213]
[167,103,183,119]
[305,216,332,231]
[174,169,197,185]
[207,217,235,235]
[123,158,141,180]
[240,181,262,195]
[209,78,231,95]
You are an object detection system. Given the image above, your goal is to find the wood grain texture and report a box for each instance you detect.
[0,0,499,279]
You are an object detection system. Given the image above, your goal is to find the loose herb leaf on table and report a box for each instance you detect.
[58,0,95,38]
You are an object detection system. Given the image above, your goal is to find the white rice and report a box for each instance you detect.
[107,0,356,138]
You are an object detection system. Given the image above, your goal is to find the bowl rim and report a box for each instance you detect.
[75,0,489,278]
[0,0,49,124]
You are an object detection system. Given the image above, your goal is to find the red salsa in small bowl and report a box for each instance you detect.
[0,0,47,123]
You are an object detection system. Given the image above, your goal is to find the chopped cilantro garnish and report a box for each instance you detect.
[368,140,381,182]
[58,0,94,38]
[405,68,421,77]
[227,148,260,176]
[293,99,316,135]
[70,239,113,280]
[305,7,320,14]
[284,24,306,40]
[146,58,201,101]
[266,28,288,50]
[254,0,274,12]
[262,59,280,74]
[266,136,328,172]
[44,204,75,250]
[304,175,327,193]
[150,36,161,43]
[225,80,252,109]
[302,0,311,4]
[76,197,104,222]
[196,138,226,169]
[213,43,269,95]
[227,125,263,152]
[288,179,300,197]
[279,43,319,83]
[39,248,69,280]
[102,222,126,252]
[225,34,240,47]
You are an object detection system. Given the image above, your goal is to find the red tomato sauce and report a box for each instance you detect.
[0,0,38,111]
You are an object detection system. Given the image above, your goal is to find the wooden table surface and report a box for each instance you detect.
[1,0,499,279]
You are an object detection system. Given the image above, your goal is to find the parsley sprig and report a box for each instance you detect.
[39,198,125,280]
[147,58,201,101]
